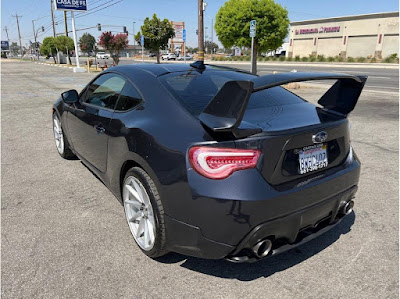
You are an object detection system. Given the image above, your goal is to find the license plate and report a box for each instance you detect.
[298,144,328,175]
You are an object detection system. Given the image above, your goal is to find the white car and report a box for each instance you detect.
[96,52,110,59]
[161,53,176,60]
[177,54,193,61]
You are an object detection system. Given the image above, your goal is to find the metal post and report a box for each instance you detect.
[71,11,84,72]
[184,41,186,63]
[210,18,213,60]
[197,0,204,62]
[142,43,144,63]
[250,36,254,74]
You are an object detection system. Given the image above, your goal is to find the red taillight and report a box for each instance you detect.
[188,146,261,179]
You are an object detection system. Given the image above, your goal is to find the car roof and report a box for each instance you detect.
[111,63,252,77]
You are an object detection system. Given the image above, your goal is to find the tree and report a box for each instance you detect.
[98,31,128,65]
[10,42,19,55]
[215,0,289,73]
[40,37,57,63]
[204,41,219,54]
[79,32,96,55]
[134,14,175,64]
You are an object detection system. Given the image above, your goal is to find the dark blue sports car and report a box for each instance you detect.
[52,63,366,262]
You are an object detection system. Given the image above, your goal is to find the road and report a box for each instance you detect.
[35,55,399,93]
[2,60,398,299]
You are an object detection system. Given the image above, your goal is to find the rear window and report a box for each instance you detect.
[159,70,305,115]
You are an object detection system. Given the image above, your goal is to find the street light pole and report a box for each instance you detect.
[32,20,37,57]
[133,21,136,57]
[197,0,204,62]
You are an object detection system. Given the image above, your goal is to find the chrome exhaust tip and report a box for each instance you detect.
[252,239,272,258]
[341,200,354,215]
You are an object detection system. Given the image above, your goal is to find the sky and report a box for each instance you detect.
[1,0,399,48]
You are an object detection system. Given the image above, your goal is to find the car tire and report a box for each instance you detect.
[52,112,76,159]
[122,167,168,258]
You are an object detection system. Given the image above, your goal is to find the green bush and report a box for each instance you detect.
[294,55,300,61]
[309,56,316,62]
[286,56,292,62]
[301,56,308,62]
[335,56,344,62]
[327,56,335,62]
[264,56,271,61]
[370,57,377,63]
[317,55,326,62]
[383,53,399,63]
[356,57,366,63]
[245,56,251,61]
[271,56,277,61]
[347,56,355,62]
[279,55,286,61]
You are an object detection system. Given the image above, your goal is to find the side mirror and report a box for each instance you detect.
[61,89,79,104]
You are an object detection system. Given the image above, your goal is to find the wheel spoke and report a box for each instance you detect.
[128,210,141,222]
[144,221,149,246]
[125,185,142,203]
[125,199,141,209]
[146,219,155,243]
[131,179,144,202]
[137,218,145,238]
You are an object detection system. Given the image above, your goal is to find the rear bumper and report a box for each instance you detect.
[163,156,360,260]
[164,184,357,261]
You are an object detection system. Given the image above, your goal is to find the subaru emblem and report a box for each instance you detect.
[312,131,328,143]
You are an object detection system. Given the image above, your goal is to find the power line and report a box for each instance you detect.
[75,0,124,19]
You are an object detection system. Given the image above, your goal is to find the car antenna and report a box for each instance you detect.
[190,60,206,70]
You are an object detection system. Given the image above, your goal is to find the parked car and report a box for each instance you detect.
[161,53,176,60]
[53,63,366,262]
[96,52,110,59]
[149,53,157,57]
[176,54,193,61]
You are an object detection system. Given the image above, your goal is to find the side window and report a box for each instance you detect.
[82,73,126,109]
[115,82,143,111]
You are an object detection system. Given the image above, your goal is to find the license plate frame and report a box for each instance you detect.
[298,144,328,175]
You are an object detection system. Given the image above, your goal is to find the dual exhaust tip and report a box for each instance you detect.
[252,239,273,258]
[250,200,354,259]
[340,200,354,216]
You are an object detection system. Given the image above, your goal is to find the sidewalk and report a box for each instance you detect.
[120,57,399,69]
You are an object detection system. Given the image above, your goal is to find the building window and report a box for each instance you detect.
[378,34,382,44]
[314,38,317,46]
[343,36,347,45]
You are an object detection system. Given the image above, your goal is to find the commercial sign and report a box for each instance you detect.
[1,41,9,51]
[54,0,88,11]
[295,26,341,35]
[182,29,186,42]
[171,21,185,43]
[141,35,144,46]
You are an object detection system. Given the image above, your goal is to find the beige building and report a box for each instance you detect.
[287,12,399,59]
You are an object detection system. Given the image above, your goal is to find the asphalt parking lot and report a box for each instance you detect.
[2,60,398,298]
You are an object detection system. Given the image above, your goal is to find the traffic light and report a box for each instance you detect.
[123,26,127,33]
[97,23,101,31]
[41,26,45,32]
[196,29,198,35]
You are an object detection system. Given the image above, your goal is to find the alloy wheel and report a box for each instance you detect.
[123,176,156,251]
[53,114,64,155]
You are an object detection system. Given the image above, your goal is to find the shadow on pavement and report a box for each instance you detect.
[155,212,355,281]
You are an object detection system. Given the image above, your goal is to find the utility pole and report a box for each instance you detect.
[197,0,204,62]
[64,11,72,64]
[13,14,23,56]
[51,0,56,37]
[210,17,213,60]
[133,21,136,57]
[4,26,10,42]
[32,20,37,57]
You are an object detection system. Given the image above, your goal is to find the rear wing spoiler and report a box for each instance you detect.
[199,72,367,138]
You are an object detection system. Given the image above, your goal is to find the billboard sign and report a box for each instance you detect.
[171,21,184,43]
[1,41,9,51]
[54,0,88,11]
[182,29,186,42]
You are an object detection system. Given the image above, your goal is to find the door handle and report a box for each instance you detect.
[94,124,105,134]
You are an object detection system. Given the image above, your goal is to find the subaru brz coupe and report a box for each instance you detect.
[52,62,366,262]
